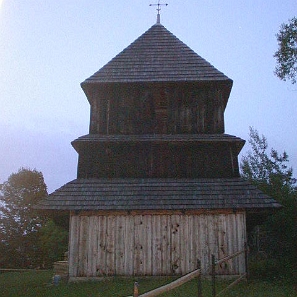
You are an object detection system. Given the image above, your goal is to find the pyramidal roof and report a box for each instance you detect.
[81,23,232,85]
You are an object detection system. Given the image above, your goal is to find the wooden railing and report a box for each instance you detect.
[130,244,249,297]
[131,264,201,297]
[212,243,249,297]
[0,268,49,273]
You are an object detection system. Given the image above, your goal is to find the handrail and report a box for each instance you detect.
[212,244,248,297]
[216,249,246,266]
[216,273,247,296]
[129,246,248,297]
[0,268,50,273]
[129,268,201,297]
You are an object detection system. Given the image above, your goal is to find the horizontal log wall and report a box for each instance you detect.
[69,212,246,277]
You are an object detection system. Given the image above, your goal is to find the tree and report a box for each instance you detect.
[241,127,296,194]
[0,168,70,268]
[274,17,297,84]
[0,168,48,268]
[241,128,297,279]
[39,219,68,267]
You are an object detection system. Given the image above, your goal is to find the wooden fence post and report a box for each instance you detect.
[197,259,202,297]
[211,254,216,297]
[134,281,139,297]
[244,242,249,280]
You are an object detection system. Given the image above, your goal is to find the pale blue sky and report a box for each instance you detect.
[0,0,296,192]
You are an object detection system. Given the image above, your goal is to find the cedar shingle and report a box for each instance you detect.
[37,178,281,211]
[81,23,232,85]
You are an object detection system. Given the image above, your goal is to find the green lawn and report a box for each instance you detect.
[0,271,295,297]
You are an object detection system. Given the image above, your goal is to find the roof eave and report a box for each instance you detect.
[81,78,233,106]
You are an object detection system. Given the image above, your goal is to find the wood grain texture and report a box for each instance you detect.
[69,212,246,277]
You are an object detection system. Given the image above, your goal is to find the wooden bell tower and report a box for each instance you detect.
[38,20,281,279]
[72,23,242,180]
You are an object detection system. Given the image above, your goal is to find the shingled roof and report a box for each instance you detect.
[81,23,232,85]
[37,178,281,211]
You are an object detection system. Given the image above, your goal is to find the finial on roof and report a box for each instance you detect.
[149,0,168,24]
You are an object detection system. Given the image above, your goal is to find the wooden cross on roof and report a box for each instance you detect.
[149,0,168,24]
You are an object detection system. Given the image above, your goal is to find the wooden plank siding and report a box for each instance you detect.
[88,85,226,136]
[76,143,239,179]
[68,211,246,277]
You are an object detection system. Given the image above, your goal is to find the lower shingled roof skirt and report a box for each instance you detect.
[36,178,282,211]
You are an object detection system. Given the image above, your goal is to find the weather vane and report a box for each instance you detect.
[149,0,168,24]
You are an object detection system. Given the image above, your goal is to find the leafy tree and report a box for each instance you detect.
[0,168,48,268]
[241,127,296,194]
[0,168,68,268]
[274,17,297,84]
[241,128,297,279]
[39,219,68,267]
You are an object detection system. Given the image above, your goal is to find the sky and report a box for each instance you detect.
[0,0,296,193]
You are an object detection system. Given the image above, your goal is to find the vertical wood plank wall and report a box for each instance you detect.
[69,212,246,277]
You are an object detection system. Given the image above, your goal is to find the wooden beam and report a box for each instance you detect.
[128,269,201,297]
[216,249,246,266]
[72,209,245,217]
[216,273,247,297]
[0,269,50,273]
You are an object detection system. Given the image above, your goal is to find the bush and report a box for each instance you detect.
[249,258,295,282]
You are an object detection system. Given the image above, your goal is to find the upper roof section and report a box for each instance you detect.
[81,23,232,86]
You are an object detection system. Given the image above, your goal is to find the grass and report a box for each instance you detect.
[0,271,296,297]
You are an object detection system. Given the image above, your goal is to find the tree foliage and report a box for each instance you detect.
[241,128,297,279]
[0,168,47,267]
[39,220,68,267]
[274,17,297,84]
[0,168,68,268]
[241,127,296,196]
